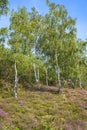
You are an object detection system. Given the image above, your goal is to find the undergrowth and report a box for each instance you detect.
[0,82,87,130]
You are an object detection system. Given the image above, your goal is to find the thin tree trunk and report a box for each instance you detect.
[37,69,40,83]
[14,61,18,98]
[79,79,82,89]
[56,64,62,93]
[33,63,39,83]
[45,56,48,87]
[55,52,62,93]
[46,68,48,87]
[34,63,37,82]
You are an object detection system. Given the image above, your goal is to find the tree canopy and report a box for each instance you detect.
[0,0,9,15]
[0,0,87,96]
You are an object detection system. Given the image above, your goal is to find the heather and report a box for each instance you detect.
[0,84,87,130]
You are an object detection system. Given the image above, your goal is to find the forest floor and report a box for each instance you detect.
[0,83,87,130]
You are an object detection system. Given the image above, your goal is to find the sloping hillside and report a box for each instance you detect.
[0,85,87,130]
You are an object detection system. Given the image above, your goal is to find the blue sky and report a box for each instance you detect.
[0,0,87,40]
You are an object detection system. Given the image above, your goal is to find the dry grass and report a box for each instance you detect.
[0,85,87,130]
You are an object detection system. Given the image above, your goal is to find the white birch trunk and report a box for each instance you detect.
[33,37,40,84]
[46,68,48,87]
[33,64,39,83]
[34,63,37,82]
[55,52,62,93]
[14,61,18,98]
[45,56,48,87]
[79,79,82,89]
[37,68,40,83]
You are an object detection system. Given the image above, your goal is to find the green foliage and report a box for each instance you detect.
[0,0,87,89]
[0,0,87,129]
[0,0,8,15]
